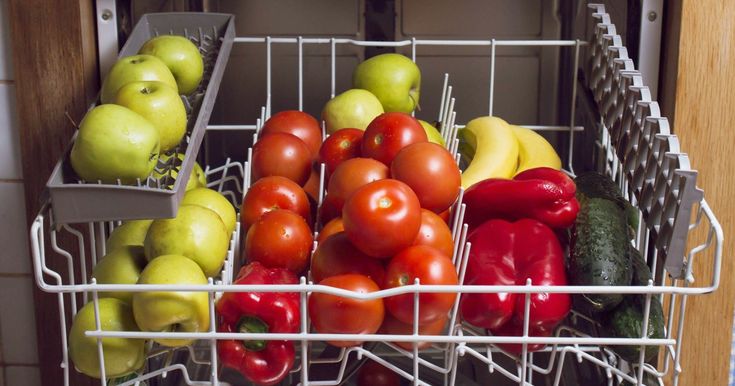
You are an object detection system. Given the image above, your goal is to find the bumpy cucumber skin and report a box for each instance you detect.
[569,196,633,312]
[605,249,665,363]
[574,171,640,231]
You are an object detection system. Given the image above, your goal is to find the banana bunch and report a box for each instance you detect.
[457,116,561,189]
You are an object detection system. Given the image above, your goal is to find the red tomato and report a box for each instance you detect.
[302,165,323,203]
[308,274,384,347]
[318,194,342,225]
[319,128,364,178]
[342,179,422,258]
[391,142,461,213]
[244,209,314,274]
[316,217,344,244]
[261,110,323,160]
[379,313,448,351]
[384,245,458,325]
[311,232,385,287]
[413,209,454,258]
[361,112,427,165]
[357,360,401,386]
[327,157,389,210]
[438,208,452,224]
[251,132,312,185]
[241,176,312,231]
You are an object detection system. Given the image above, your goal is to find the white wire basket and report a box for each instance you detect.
[29,5,723,386]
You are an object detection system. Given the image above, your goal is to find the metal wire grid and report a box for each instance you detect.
[29,7,723,386]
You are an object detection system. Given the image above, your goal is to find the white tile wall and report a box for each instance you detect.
[0,277,39,364]
[0,0,41,384]
[0,85,22,180]
[0,183,30,274]
[0,0,13,79]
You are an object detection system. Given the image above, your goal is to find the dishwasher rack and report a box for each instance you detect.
[29,4,723,386]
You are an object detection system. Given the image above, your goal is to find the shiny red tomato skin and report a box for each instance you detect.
[391,142,461,213]
[361,112,428,166]
[316,217,345,244]
[413,209,454,258]
[327,157,389,210]
[342,179,422,259]
[318,194,342,225]
[319,128,364,178]
[252,132,312,185]
[384,245,458,325]
[308,274,384,347]
[261,110,323,160]
[244,209,314,274]
[357,360,401,386]
[311,232,386,287]
[241,176,312,231]
[378,312,448,351]
[438,208,452,224]
[302,165,322,203]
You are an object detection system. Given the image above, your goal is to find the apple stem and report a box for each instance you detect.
[238,316,269,351]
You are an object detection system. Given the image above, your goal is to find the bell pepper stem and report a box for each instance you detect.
[238,316,269,351]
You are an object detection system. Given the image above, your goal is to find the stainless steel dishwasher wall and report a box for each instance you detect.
[196,0,561,126]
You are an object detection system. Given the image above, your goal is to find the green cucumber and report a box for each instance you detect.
[569,194,633,312]
[604,249,665,363]
[574,171,640,232]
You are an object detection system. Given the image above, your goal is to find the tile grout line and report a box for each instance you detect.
[0,273,31,278]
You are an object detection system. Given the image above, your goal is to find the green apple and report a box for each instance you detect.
[106,220,154,251]
[353,53,421,113]
[144,205,229,277]
[139,35,204,95]
[133,254,209,347]
[114,80,187,152]
[180,187,236,236]
[101,54,177,104]
[153,153,207,191]
[419,119,446,147]
[321,89,384,134]
[92,246,147,303]
[70,104,160,184]
[69,298,146,378]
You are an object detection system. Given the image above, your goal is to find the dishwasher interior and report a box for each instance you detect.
[28,1,723,385]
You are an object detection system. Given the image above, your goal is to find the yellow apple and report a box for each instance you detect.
[91,246,147,303]
[180,187,237,236]
[133,254,209,347]
[70,104,160,184]
[139,35,204,95]
[114,80,187,152]
[69,298,146,378]
[144,205,229,277]
[100,54,178,104]
[106,219,153,250]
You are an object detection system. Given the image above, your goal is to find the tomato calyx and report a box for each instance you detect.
[378,197,392,209]
[238,316,269,351]
[374,134,384,145]
[399,274,411,286]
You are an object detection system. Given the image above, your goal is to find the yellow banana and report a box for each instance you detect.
[510,124,561,175]
[458,116,519,189]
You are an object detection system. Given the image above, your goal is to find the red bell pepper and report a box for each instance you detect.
[462,167,579,229]
[460,219,570,354]
[216,262,300,386]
